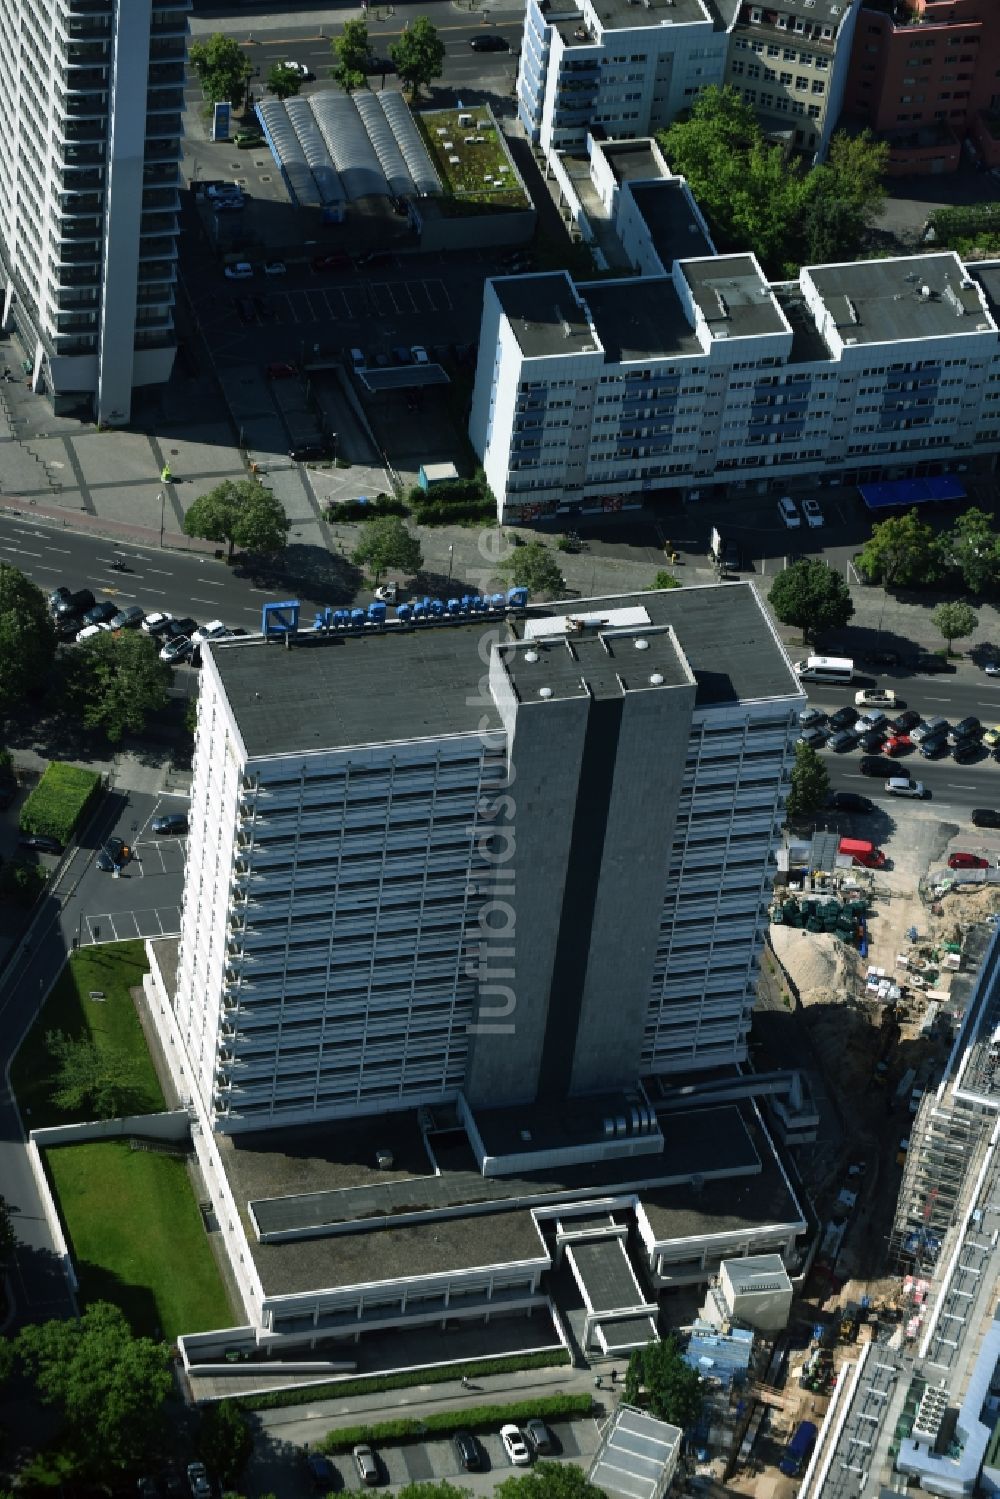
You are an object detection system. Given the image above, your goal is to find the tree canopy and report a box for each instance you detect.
[391,17,446,97]
[67,628,172,743]
[768,556,854,644]
[189,34,252,105]
[856,508,941,590]
[657,87,887,276]
[624,1336,703,1430]
[197,1400,253,1487]
[495,1464,608,1499]
[496,540,565,599]
[937,506,1000,594]
[331,19,371,92]
[787,741,831,821]
[183,479,290,561]
[16,1302,172,1475]
[0,562,56,716]
[649,570,681,590]
[931,600,978,655]
[267,62,303,100]
[46,1031,143,1120]
[352,515,423,585]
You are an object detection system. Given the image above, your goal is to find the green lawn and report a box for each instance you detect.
[12,941,165,1127]
[46,1141,234,1340]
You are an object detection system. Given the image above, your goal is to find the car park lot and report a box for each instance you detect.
[288,1418,599,1495]
[227,276,455,330]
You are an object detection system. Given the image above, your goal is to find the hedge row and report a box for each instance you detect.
[412,497,496,527]
[332,495,408,523]
[239,1349,570,1413]
[319,1393,594,1454]
[929,202,1000,244]
[19,763,101,842]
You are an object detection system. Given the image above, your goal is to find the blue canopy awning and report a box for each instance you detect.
[859,476,967,510]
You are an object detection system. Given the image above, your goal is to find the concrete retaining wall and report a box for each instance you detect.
[25,1138,78,1293]
[31,1110,191,1147]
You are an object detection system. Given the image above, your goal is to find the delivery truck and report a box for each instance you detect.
[839,837,886,869]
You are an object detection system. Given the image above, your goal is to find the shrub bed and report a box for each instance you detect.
[19,762,101,843]
[331,495,408,523]
[240,1348,570,1412]
[319,1393,593,1454]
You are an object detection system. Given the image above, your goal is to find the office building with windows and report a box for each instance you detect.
[0,0,187,424]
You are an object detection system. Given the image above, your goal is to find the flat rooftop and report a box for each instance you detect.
[210,583,800,761]
[582,276,702,361]
[680,255,788,340]
[499,623,691,704]
[628,181,713,267]
[807,253,996,346]
[967,261,1000,321]
[493,272,601,359]
[602,141,665,185]
[592,0,712,30]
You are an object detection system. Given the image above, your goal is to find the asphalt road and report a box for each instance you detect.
[0,788,187,1328]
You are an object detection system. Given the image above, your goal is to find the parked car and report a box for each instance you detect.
[982,726,1000,748]
[911,716,949,745]
[96,835,131,872]
[857,729,886,753]
[802,498,824,528]
[352,1445,379,1487]
[470,32,510,49]
[893,709,922,733]
[355,249,394,268]
[411,344,430,364]
[972,809,1000,828]
[860,755,896,777]
[234,130,263,148]
[855,687,896,708]
[949,716,982,744]
[52,587,95,618]
[799,707,827,728]
[885,734,911,757]
[267,362,298,380]
[48,585,73,614]
[912,652,955,675]
[81,600,118,629]
[501,1425,532,1467]
[160,634,193,664]
[827,729,857,753]
[830,705,859,731]
[152,812,188,835]
[392,345,413,364]
[953,738,984,764]
[919,733,949,759]
[886,778,927,798]
[312,252,351,272]
[18,833,63,854]
[856,709,890,733]
[186,1464,211,1499]
[110,605,145,630]
[191,620,228,647]
[452,1432,480,1472]
[75,621,113,643]
[224,262,253,280]
[289,443,333,461]
[263,260,286,276]
[141,611,173,636]
[524,1419,555,1456]
[948,851,990,870]
[827,791,874,814]
[305,1454,338,1492]
[985,662,1000,678]
[167,616,198,639]
[798,726,828,749]
[777,495,800,528]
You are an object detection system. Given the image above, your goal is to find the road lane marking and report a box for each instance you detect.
[145,568,173,576]
[191,596,221,605]
[2,545,41,556]
[36,564,61,573]
[45,546,71,554]
[198,579,225,588]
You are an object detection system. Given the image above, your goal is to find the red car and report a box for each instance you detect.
[885,734,911,757]
[947,852,990,870]
[266,362,298,380]
[311,253,351,273]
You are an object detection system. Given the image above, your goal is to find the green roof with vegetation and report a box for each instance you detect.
[418,109,529,212]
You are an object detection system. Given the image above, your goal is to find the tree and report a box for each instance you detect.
[16,1302,172,1475]
[352,515,423,586]
[624,1336,703,1430]
[787,741,830,821]
[649,571,681,590]
[331,19,370,92]
[0,563,56,716]
[797,131,888,265]
[46,1030,141,1120]
[938,506,1000,594]
[768,557,854,644]
[396,1486,468,1499]
[855,508,940,589]
[931,600,978,656]
[494,1466,607,1499]
[390,16,446,98]
[197,1400,253,1488]
[496,540,565,599]
[183,479,290,562]
[267,62,303,100]
[189,34,252,106]
[68,629,171,744]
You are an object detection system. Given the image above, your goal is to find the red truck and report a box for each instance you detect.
[839,837,886,869]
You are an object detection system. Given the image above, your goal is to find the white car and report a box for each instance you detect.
[283,60,311,78]
[855,688,897,708]
[411,344,430,364]
[141,611,173,635]
[75,622,112,643]
[191,620,228,647]
[886,778,926,799]
[777,495,800,528]
[500,1425,531,1467]
[984,662,1000,677]
[224,262,252,280]
[802,498,825,528]
[263,260,286,276]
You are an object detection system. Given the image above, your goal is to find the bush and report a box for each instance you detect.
[330,495,409,523]
[411,497,495,526]
[239,1349,569,1413]
[19,762,101,842]
[319,1394,593,1454]
[0,859,47,908]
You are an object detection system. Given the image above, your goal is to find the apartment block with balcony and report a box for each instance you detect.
[842,0,1000,175]
[470,247,1000,522]
[0,0,187,424]
[722,0,862,159]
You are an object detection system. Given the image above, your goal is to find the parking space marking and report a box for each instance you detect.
[302,290,325,321]
[278,293,300,324]
[430,278,452,311]
[343,288,367,319]
[85,906,182,945]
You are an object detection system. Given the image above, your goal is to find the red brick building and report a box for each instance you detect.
[843,0,1000,174]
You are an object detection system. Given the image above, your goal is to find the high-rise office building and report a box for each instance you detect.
[170,584,802,1135]
[0,0,187,424]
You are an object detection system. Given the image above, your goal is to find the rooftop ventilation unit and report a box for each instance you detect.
[845,296,859,324]
[919,283,932,299]
[715,290,730,317]
[943,283,964,316]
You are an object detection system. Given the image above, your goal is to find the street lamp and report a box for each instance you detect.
[158,490,166,548]
[447,544,454,582]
